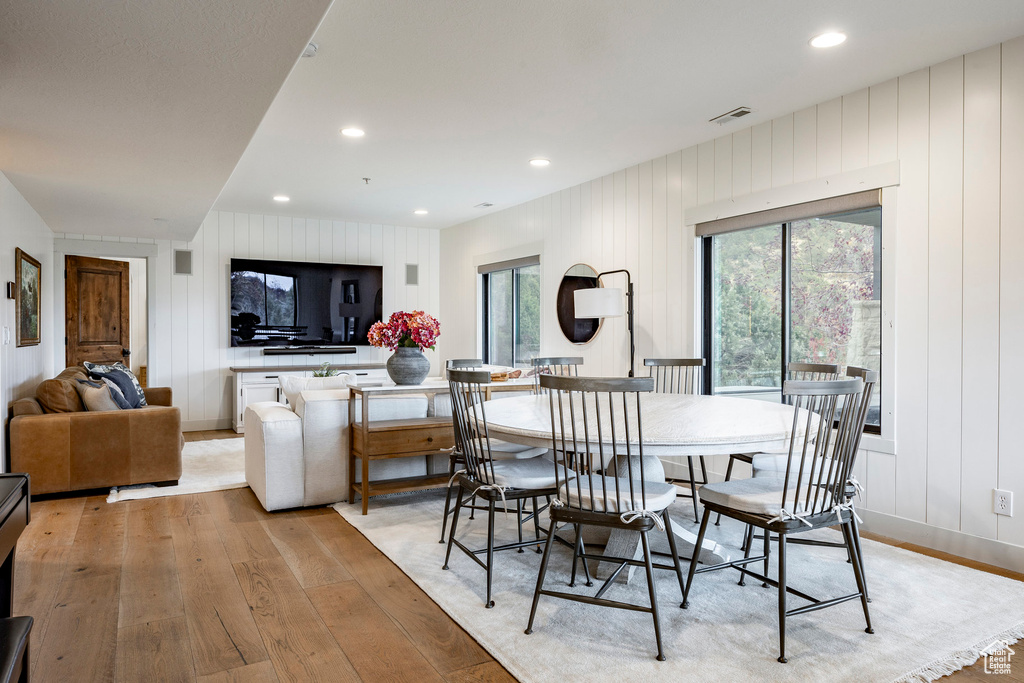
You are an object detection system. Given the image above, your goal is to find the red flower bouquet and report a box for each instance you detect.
[368,311,440,351]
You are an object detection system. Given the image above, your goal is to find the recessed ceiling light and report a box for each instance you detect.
[414,209,428,215]
[530,158,550,167]
[341,128,365,137]
[273,195,290,202]
[810,32,846,48]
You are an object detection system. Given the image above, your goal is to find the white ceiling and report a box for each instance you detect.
[0,0,333,241]
[5,2,1024,240]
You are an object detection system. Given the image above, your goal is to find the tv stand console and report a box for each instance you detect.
[230,363,387,433]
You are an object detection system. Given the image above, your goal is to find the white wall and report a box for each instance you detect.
[0,172,55,469]
[441,37,1024,559]
[55,211,440,430]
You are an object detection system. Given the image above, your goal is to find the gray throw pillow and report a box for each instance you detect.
[84,361,147,407]
[101,377,133,410]
[74,379,122,412]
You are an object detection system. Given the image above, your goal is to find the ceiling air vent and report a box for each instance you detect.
[474,202,494,208]
[709,107,753,125]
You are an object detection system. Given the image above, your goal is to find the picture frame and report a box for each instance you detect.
[15,248,41,347]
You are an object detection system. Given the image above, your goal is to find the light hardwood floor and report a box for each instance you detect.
[13,434,1023,682]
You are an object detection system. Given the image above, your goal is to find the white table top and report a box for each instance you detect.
[349,377,534,395]
[479,393,813,458]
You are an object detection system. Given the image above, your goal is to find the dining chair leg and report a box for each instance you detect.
[439,458,457,543]
[738,525,754,586]
[532,496,543,552]
[569,524,584,587]
[777,531,788,663]
[686,457,700,521]
[442,486,466,570]
[517,499,525,553]
[715,456,736,526]
[843,521,874,634]
[662,509,687,600]
[485,498,496,608]
[762,525,770,587]
[851,516,871,602]
[525,523,557,635]
[698,456,709,488]
[641,531,666,661]
[681,509,712,609]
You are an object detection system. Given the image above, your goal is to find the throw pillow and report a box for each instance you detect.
[84,361,147,407]
[101,377,133,410]
[278,374,351,411]
[73,378,122,412]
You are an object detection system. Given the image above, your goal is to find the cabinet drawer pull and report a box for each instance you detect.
[426,436,433,443]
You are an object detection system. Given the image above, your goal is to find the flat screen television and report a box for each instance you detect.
[230,258,383,347]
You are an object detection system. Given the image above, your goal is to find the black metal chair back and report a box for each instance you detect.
[841,366,878,485]
[540,374,656,514]
[447,369,501,486]
[644,358,703,394]
[777,378,864,519]
[532,356,583,393]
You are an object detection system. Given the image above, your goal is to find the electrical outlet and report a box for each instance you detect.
[994,489,1014,517]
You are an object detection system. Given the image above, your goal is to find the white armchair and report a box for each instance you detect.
[244,389,429,511]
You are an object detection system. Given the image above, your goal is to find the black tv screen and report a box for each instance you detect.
[230,258,383,347]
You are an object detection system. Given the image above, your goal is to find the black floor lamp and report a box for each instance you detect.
[572,269,635,377]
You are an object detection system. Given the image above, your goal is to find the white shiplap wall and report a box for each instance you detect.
[55,211,440,430]
[440,37,1024,554]
[0,172,56,470]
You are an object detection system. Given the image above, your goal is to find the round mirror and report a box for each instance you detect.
[557,263,602,344]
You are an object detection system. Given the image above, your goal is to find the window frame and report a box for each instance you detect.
[480,258,540,368]
[701,210,882,435]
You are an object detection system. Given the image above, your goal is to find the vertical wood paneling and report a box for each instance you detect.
[960,45,1001,540]
[816,97,843,176]
[999,36,1024,547]
[186,227,205,421]
[731,128,752,197]
[894,69,931,523]
[841,88,870,171]
[925,56,964,532]
[638,161,654,364]
[713,136,732,201]
[696,141,716,205]
[868,79,899,164]
[679,145,698,354]
[750,121,772,192]
[792,106,817,183]
[651,156,667,357]
[771,114,794,187]
[665,151,684,355]
[202,216,220,421]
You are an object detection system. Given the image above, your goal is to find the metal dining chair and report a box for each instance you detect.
[524,375,687,662]
[717,362,840,526]
[530,356,583,393]
[443,369,564,608]
[645,358,708,521]
[750,366,878,599]
[682,377,873,664]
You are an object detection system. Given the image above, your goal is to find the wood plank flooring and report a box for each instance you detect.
[12,435,1023,681]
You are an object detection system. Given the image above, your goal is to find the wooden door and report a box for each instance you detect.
[65,255,130,367]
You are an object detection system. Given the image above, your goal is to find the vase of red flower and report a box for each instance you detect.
[367,310,440,385]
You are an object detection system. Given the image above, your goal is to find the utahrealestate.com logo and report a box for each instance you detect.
[982,639,1015,675]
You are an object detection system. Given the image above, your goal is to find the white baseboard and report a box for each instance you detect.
[858,509,1024,574]
[182,418,233,432]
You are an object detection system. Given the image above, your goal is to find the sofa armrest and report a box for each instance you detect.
[244,402,304,511]
[143,386,172,406]
[12,398,43,417]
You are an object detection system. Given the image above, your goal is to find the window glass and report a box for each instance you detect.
[483,263,539,368]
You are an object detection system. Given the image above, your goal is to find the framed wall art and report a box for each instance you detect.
[15,248,41,347]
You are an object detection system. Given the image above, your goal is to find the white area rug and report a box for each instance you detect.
[107,438,246,503]
[334,493,1024,683]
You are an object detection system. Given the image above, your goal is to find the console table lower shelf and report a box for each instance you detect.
[348,416,455,515]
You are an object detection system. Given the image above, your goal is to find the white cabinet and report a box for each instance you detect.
[232,366,387,433]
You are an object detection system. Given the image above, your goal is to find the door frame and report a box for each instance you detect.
[53,239,158,382]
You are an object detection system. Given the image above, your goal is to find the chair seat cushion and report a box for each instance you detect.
[488,440,548,460]
[489,457,566,489]
[698,476,798,517]
[559,477,677,513]
[751,453,831,480]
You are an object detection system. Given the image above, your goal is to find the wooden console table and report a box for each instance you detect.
[347,378,534,514]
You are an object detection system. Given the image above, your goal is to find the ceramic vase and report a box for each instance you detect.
[387,346,430,385]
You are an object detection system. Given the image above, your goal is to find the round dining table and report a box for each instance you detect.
[478,392,814,578]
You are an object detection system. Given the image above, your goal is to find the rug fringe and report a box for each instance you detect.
[892,621,1024,683]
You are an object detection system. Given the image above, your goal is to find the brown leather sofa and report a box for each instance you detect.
[9,367,183,494]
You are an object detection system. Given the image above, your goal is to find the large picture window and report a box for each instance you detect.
[702,201,882,431]
[481,258,540,368]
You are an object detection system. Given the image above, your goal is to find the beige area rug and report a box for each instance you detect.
[107,438,246,503]
[334,493,1024,683]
